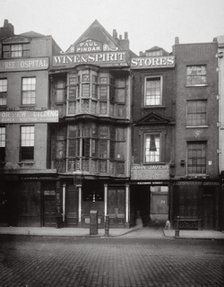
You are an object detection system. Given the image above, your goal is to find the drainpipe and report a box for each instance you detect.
[62,183,66,222]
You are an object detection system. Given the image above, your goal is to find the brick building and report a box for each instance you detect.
[130,47,175,226]
[217,35,224,230]
[0,20,61,226]
[0,19,222,230]
[172,38,221,230]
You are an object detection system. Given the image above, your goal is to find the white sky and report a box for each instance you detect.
[1,0,224,54]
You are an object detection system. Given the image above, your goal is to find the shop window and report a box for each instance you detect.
[187,142,206,174]
[22,77,36,105]
[2,43,30,58]
[187,100,207,126]
[0,127,6,162]
[0,79,7,106]
[20,126,34,161]
[145,76,162,106]
[186,65,207,86]
[144,134,160,163]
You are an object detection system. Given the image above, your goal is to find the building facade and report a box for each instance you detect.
[172,39,220,230]
[130,47,175,226]
[0,19,223,230]
[0,20,61,226]
[49,21,132,227]
[217,35,224,230]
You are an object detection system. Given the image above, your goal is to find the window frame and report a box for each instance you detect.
[186,65,207,87]
[21,77,36,106]
[20,126,35,161]
[144,75,163,106]
[0,126,6,162]
[187,141,207,175]
[0,78,7,106]
[144,133,161,163]
[186,99,207,127]
[2,43,30,59]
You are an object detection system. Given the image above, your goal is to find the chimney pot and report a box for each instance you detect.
[175,37,179,44]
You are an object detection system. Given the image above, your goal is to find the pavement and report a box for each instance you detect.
[0,225,224,239]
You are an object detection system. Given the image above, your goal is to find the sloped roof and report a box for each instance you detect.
[19,31,45,38]
[66,20,122,53]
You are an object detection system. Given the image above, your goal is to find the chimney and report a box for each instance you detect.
[124,32,128,40]
[0,19,14,40]
[113,29,118,39]
[175,37,179,44]
[118,32,129,50]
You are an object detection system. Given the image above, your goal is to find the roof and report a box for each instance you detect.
[66,20,122,53]
[19,31,45,38]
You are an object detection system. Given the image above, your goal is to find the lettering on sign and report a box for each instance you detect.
[76,40,102,53]
[52,51,127,67]
[0,57,49,72]
[131,164,170,180]
[131,56,175,69]
[0,110,59,123]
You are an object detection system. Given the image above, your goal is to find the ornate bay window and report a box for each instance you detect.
[66,123,126,176]
[66,68,127,118]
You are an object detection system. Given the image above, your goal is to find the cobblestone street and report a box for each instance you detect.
[0,236,224,287]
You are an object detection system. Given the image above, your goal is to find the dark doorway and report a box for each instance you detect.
[130,185,150,227]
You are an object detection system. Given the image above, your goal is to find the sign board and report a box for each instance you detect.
[0,57,49,72]
[0,110,59,123]
[131,164,170,180]
[52,51,128,68]
[131,56,175,69]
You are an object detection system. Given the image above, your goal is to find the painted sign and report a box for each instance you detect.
[0,57,49,72]
[75,40,102,53]
[67,39,119,54]
[131,56,175,69]
[52,51,128,67]
[0,110,59,123]
[131,164,170,180]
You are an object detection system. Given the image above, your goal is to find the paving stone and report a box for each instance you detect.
[0,236,223,286]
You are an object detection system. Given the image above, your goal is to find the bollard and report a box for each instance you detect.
[90,210,98,235]
[175,216,180,237]
[105,215,109,237]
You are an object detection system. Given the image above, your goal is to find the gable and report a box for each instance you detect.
[135,112,171,126]
[66,20,120,53]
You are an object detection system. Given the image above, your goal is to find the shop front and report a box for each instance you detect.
[130,164,170,227]
[172,180,221,230]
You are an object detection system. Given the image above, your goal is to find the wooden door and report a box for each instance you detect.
[43,189,56,227]
[65,185,78,226]
[202,195,215,229]
[108,187,125,225]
